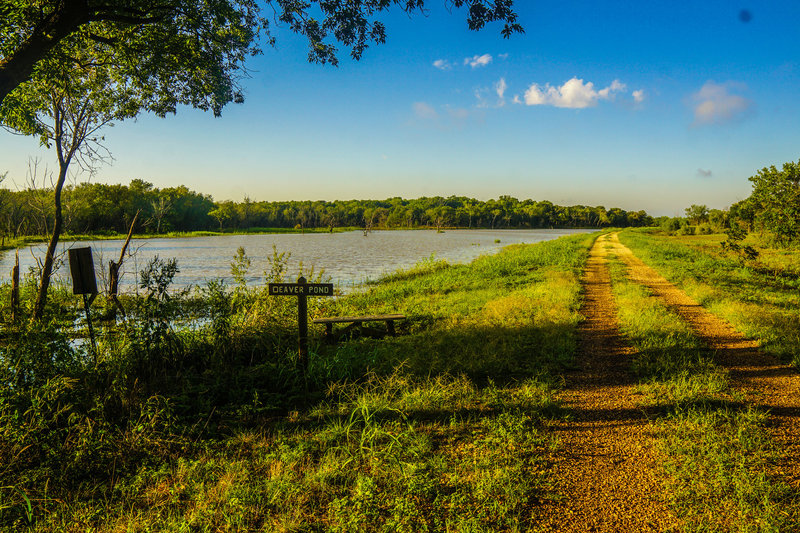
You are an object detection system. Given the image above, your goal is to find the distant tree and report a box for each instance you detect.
[627,210,653,227]
[684,204,710,224]
[606,207,628,227]
[209,201,236,231]
[149,197,172,234]
[425,205,454,232]
[708,209,727,229]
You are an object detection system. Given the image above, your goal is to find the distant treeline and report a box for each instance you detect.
[0,179,655,237]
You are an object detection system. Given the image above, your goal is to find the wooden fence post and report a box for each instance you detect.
[10,250,19,322]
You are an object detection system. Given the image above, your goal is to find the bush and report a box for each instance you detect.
[676,222,695,236]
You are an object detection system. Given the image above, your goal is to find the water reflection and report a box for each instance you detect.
[0,229,591,291]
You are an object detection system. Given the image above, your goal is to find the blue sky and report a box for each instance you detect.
[2,1,799,216]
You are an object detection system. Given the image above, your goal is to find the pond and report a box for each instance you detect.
[0,229,592,292]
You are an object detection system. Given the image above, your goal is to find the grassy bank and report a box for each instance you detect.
[0,233,596,531]
[605,251,798,531]
[618,229,800,367]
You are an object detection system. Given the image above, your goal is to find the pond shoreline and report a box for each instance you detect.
[1,229,595,292]
[0,225,604,252]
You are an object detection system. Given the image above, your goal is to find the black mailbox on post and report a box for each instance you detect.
[68,247,99,359]
[68,247,98,295]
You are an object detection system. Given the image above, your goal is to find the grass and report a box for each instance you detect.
[617,229,800,366]
[0,232,597,531]
[606,250,799,531]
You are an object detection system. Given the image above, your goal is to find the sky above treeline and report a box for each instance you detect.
[1,1,799,216]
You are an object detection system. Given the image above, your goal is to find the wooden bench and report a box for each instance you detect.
[313,313,406,343]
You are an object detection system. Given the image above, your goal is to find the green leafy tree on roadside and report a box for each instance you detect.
[747,160,800,245]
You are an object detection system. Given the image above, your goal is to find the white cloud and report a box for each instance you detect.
[633,89,645,104]
[495,78,507,100]
[498,53,509,60]
[691,81,752,125]
[465,54,492,68]
[598,79,626,98]
[523,77,626,109]
[413,102,438,120]
[432,59,452,71]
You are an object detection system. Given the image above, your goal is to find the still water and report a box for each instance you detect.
[0,229,591,292]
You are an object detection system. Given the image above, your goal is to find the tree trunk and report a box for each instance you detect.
[32,163,68,320]
[107,210,139,319]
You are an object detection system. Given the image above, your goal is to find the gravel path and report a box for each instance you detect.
[533,233,676,531]
[534,232,800,530]
[608,232,800,492]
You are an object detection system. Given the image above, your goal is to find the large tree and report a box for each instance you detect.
[0,1,522,108]
[747,159,800,245]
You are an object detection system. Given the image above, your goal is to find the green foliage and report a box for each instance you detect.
[1,2,523,110]
[1,1,261,116]
[721,221,759,261]
[660,216,683,234]
[747,159,800,245]
[684,204,709,224]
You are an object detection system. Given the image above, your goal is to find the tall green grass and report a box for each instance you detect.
[0,233,596,531]
[618,229,800,366]
[606,254,799,531]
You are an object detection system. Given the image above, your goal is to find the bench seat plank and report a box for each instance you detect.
[313,314,406,343]
[313,314,405,324]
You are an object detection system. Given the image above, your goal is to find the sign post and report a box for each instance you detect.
[268,277,334,374]
[68,247,98,360]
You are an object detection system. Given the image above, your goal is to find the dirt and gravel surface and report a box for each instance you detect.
[607,232,800,492]
[535,232,800,531]
[533,233,677,531]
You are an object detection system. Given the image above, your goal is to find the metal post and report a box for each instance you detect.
[297,276,308,374]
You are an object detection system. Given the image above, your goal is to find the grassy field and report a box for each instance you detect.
[3,228,799,530]
[618,229,800,366]
[0,233,596,531]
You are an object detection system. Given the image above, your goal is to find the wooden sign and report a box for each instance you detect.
[68,247,98,295]
[268,277,334,374]
[268,282,334,296]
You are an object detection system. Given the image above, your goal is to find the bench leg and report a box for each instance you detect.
[324,323,335,344]
[386,320,396,336]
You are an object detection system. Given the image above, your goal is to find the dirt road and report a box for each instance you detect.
[536,232,800,530]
